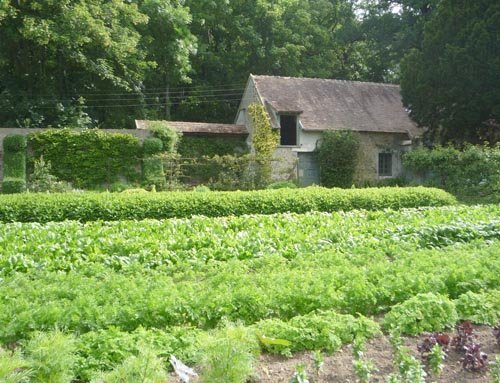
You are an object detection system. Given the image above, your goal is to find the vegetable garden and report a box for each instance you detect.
[0,188,498,382]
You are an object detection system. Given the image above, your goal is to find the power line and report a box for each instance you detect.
[3,97,243,110]
[15,91,244,103]
[17,83,247,97]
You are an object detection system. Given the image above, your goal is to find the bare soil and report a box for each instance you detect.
[170,326,499,383]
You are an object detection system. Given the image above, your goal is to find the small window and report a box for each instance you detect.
[279,115,297,146]
[378,152,392,176]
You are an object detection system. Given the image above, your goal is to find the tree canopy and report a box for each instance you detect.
[400,0,500,144]
[0,0,498,144]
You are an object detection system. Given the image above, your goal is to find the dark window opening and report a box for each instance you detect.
[280,115,297,146]
[378,152,392,176]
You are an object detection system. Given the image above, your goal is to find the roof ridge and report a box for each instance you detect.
[252,74,399,87]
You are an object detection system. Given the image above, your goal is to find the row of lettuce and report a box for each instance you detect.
[0,186,456,223]
[0,204,499,381]
[0,204,498,275]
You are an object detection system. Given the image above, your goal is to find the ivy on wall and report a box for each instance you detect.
[28,129,141,188]
[316,130,360,188]
[178,136,248,158]
[248,103,279,185]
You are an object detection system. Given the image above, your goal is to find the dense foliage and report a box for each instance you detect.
[2,0,477,132]
[248,103,280,185]
[28,129,141,188]
[0,186,455,223]
[403,144,500,201]
[0,204,498,380]
[2,134,26,193]
[400,0,500,144]
[178,136,248,158]
[316,130,360,187]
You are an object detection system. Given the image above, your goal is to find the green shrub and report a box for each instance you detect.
[254,311,379,355]
[142,137,163,156]
[403,144,500,198]
[148,122,181,153]
[267,181,298,189]
[142,138,167,189]
[28,157,71,193]
[382,293,458,335]
[76,326,202,380]
[91,345,168,383]
[316,130,360,188]
[0,348,32,383]
[3,135,27,192]
[24,330,76,383]
[2,178,26,194]
[3,134,27,153]
[178,136,247,158]
[198,325,258,383]
[0,187,456,223]
[193,185,211,192]
[3,152,26,179]
[455,290,500,325]
[28,129,141,188]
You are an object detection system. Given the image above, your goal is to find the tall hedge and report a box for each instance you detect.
[316,130,360,188]
[142,137,166,189]
[2,134,27,193]
[28,129,141,188]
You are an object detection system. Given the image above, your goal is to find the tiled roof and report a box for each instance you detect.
[252,75,421,137]
[135,120,248,135]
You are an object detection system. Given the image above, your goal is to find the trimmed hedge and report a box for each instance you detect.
[2,134,27,194]
[1,177,26,194]
[28,128,141,188]
[0,187,456,223]
[3,134,27,153]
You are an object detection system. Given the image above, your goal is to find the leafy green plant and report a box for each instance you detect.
[427,344,445,377]
[148,122,181,153]
[198,324,258,383]
[311,350,324,376]
[142,137,163,156]
[455,290,500,325]
[24,330,76,383]
[390,332,427,383]
[491,355,500,383]
[289,363,309,383]
[91,345,168,383]
[316,130,360,188]
[383,293,458,335]
[29,156,72,193]
[0,348,31,383]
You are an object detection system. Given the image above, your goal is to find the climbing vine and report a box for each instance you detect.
[248,103,279,185]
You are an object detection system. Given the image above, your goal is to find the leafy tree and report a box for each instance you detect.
[400,0,500,144]
[0,0,195,128]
